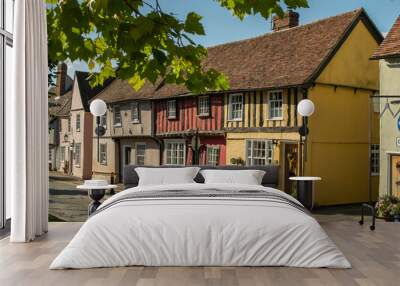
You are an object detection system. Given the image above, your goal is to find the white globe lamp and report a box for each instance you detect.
[297,99,315,117]
[90,99,107,117]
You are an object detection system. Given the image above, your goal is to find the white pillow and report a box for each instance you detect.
[200,169,266,185]
[135,167,201,186]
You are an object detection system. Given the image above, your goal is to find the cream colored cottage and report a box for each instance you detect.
[60,71,113,179]
[371,16,400,197]
[91,79,161,183]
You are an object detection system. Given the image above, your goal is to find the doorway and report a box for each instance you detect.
[121,146,132,181]
[390,154,400,197]
[68,148,73,174]
[283,143,299,196]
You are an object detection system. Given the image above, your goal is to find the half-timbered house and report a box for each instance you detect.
[154,94,226,166]
[151,9,382,206]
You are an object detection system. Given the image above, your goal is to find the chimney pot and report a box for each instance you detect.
[273,10,299,32]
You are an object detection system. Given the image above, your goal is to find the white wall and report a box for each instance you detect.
[378,59,400,196]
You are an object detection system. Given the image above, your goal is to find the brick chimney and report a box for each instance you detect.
[55,62,67,97]
[273,10,299,32]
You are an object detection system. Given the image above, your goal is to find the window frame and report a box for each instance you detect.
[167,100,177,120]
[131,102,140,123]
[76,113,81,132]
[135,143,146,166]
[370,144,379,176]
[49,148,53,163]
[67,116,71,132]
[228,93,243,121]
[1,0,15,229]
[246,139,273,166]
[100,112,107,129]
[99,143,107,165]
[268,90,283,120]
[74,143,81,167]
[164,140,186,166]
[113,105,122,127]
[198,95,210,117]
[206,145,220,166]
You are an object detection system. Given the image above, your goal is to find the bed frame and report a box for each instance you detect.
[123,165,279,189]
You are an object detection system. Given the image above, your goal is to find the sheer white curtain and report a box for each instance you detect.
[7,0,49,242]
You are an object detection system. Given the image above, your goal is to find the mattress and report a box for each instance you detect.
[50,183,351,269]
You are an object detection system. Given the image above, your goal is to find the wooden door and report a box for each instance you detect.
[284,143,298,195]
[391,155,400,197]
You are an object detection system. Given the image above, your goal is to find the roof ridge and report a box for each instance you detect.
[206,8,363,51]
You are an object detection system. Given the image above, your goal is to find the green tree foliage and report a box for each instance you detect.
[47,0,308,92]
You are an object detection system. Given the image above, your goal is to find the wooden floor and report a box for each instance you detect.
[0,215,399,286]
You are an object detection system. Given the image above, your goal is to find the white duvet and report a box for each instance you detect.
[50,183,351,269]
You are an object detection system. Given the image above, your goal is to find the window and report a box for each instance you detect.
[100,113,107,128]
[76,113,81,132]
[198,96,210,116]
[228,94,243,121]
[166,141,185,165]
[99,143,107,165]
[68,116,71,131]
[131,102,140,123]
[268,91,283,119]
[136,143,146,165]
[74,143,81,167]
[371,144,379,176]
[207,146,220,166]
[113,105,122,126]
[246,140,273,166]
[2,0,15,228]
[167,100,177,119]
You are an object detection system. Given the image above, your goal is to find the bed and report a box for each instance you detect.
[50,165,350,269]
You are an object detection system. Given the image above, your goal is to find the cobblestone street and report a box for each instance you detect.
[49,172,123,222]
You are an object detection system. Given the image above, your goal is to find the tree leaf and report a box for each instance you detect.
[47,0,309,93]
[128,74,146,91]
[184,12,205,35]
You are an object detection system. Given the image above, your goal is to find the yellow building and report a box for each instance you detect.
[220,9,382,205]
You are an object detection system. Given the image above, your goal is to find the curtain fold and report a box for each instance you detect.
[8,0,49,242]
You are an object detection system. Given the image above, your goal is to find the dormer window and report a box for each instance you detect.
[167,100,177,119]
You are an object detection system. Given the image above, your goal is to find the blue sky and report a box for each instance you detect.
[68,0,400,76]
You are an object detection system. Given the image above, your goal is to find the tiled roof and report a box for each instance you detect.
[93,8,382,103]
[55,91,73,117]
[75,71,114,111]
[371,16,400,59]
[48,91,72,119]
[93,79,157,103]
